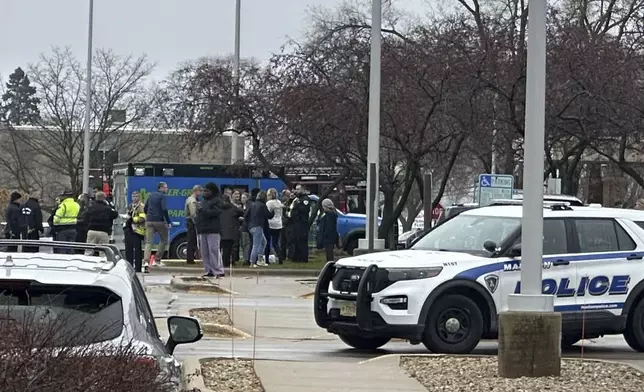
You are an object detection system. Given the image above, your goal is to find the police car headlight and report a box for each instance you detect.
[385,267,443,282]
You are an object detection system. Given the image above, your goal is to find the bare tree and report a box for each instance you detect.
[18,47,165,194]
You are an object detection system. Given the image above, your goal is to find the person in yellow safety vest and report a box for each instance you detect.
[53,189,80,254]
[124,191,146,273]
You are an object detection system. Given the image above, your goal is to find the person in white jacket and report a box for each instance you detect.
[265,188,284,264]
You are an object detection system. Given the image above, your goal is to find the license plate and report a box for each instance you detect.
[340,302,356,317]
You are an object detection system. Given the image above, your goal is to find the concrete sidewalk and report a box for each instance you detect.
[254,356,426,392]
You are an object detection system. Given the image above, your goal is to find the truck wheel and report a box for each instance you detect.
[338,334,390,350]
[345,238,359,256]
[169,235,188,260]
[624,299,644,352]
[422,294,483,354]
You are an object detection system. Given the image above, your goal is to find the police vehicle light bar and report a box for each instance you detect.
[489,199,573,210]
[0,240,121,267]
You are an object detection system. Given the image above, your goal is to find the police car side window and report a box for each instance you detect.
[543,219,567,255]
[573,219,635,253]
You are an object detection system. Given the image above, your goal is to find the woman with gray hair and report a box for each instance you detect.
[316,198,340,262]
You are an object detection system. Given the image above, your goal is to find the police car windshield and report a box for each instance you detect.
[411,214,520,255]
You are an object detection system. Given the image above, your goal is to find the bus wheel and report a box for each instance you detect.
[169,235,188,260]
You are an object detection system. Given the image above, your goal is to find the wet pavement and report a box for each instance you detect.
[144,273,643,365]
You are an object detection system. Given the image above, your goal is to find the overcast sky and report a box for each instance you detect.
[1,0,431,82]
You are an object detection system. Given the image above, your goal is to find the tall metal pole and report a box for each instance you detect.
[518,0,547,301]
[230,0,241,164]
[362,0,382,250]
[81,0,94,194]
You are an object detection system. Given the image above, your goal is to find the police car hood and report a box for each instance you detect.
[335,249,488,269]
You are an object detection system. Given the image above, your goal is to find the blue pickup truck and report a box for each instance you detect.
[308,195,382,256]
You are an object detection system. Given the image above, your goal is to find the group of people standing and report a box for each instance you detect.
[180,183,314,276]
[4,188,118,255]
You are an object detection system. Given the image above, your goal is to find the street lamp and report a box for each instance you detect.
[230,0,242,164]
[81,0,94,195]
[497,0,561,378]
[357,0,385,253]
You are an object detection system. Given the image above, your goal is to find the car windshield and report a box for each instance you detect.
[0,281,123,347]
[412,214,521,255]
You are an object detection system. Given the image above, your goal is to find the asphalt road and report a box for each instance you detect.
[142,273,641,364]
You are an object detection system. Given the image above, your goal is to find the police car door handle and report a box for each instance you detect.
[552,259,569,266]
[626,254,643,260]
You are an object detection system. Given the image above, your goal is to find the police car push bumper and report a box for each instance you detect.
[313,261,426,342]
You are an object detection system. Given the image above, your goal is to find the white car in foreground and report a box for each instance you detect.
[0,239,203,390]
[314,202,644,354]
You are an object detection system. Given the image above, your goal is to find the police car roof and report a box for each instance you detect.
[461,205,644,219]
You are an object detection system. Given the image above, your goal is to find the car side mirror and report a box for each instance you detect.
[165,316,203,354]
[509,244,521,258]
[483,240,498,253]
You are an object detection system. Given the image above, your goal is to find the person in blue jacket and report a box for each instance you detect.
[316,198,339,262]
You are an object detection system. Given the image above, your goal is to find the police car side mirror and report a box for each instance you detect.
[508,244,521,258]
[483,240,497,253]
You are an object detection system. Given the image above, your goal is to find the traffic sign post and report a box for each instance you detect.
[477,174,514,206]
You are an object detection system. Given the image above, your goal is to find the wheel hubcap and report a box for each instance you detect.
[445,318,461,333]
[437,308,470,344]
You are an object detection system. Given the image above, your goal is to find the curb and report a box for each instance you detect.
[182,357,214,392]
[361,353,644,374]
[162,266,321,277]
[201,323,252,339]
[298,292,315,299]
[170,277,237,294]
[182,357,267,392]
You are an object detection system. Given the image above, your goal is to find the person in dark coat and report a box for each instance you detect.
[21,190,44,253]
[4,192,25,252]
[219,193,244,267]
[74,193,91,254]
[289,184,311,263]
[316,198,339,262]
[195,182,225,278]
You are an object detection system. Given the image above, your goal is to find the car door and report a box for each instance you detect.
[570,218,638,314]
[498,218,578,312]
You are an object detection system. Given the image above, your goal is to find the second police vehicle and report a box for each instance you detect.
[314,201,644,354]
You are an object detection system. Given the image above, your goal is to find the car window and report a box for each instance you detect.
[573,219,635,253]
[543,219,568,254]
[509,219,568,255]
[0,281,123,346]
[131,276,160,339]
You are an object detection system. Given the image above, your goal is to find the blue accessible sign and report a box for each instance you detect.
[478,174,514,206]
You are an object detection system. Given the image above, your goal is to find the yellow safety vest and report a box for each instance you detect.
[131,203,146,236]
[53,197,80,226]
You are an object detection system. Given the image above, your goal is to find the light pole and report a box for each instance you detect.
[498,0,561,378]
[357,0,385,253]
[81,0,94,194]
[230,0,241,164]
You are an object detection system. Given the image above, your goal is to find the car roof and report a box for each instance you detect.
[461,205,644,220]
[0,251,133,298]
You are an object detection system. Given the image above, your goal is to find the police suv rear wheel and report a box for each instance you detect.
[423,294,483,354]
[338,334,391,350]
[624,299,644,352]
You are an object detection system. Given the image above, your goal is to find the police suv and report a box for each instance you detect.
[0,240,203,391]
[314,202,644,354]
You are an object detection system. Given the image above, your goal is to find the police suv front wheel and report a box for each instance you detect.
[422,294,484,354]
[338,334,391,350]
[624,299,644,352]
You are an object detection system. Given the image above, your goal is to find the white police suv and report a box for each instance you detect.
[0,239,203,391]
[314,202,644,354]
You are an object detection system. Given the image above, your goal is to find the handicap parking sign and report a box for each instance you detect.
[478,174,514,206]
